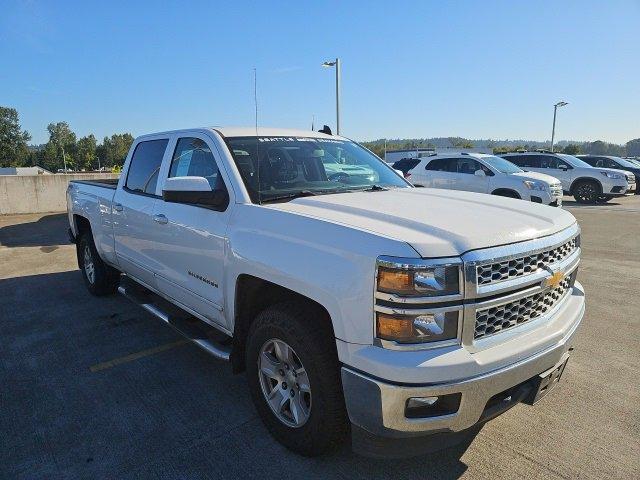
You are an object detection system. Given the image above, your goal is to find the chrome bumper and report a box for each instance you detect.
[341,290,584,438]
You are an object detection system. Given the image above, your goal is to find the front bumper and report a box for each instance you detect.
[341,284,584,442]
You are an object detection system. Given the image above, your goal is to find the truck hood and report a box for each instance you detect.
[267,188,576,257]
[510,171,561,185]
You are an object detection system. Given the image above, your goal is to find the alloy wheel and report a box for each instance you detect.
[83,244,95,284]
[258,338,312,428]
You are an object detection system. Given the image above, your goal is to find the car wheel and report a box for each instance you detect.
[77,233,120,296]
[246,301,349,456]
[573,181,600,204]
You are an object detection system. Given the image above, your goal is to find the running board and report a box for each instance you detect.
[117,281,231,361]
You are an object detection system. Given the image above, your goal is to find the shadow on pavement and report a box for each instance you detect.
[1,269,472,479]
[0,213,69,248]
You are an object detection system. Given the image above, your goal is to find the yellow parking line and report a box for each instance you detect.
[90,339,189,372]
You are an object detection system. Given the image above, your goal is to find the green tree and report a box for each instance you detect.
[626,139,640,156]
[562,144,581,155]
[76,134,97,170]
[99,133,134,168]
[0,106,31,167]
[46,122,77,171]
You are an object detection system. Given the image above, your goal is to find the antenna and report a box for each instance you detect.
[254,67,261,205]
[311,114,315,131]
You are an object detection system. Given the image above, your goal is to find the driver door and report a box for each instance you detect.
[149,133,233,329]
[455,158,489,193]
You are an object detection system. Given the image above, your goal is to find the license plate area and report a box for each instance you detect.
[524,357,569,405]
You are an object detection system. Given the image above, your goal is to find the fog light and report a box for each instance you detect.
[405,393,462,419]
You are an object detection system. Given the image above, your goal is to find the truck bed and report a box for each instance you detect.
[70,178,119,189]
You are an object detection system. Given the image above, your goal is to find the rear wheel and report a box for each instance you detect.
[573,180,600,204]
[77,233,120,296]
[246,301,349,456]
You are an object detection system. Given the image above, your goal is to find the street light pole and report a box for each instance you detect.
[550,101,568,152]
[322,58,341,135]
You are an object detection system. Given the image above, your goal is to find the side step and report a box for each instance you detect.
[117,278,231,361]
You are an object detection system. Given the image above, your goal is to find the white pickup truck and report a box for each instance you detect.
[67,127,585,458]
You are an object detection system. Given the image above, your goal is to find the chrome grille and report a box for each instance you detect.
[626,174,635,183]
[476,236,578,286]
[550,183,563,197]
[474,277,571,339]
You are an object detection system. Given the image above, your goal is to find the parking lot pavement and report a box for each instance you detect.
[1,197,639,480]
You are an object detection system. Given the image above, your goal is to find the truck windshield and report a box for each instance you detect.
[480,155,523,174]
[226,136,410,203]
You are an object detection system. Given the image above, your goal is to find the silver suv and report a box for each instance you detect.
[501,152,635,204]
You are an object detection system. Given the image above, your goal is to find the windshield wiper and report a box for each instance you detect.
[349,184,389,192]
[260,190,320,203]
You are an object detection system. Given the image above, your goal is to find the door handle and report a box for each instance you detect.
[113,203,123,212]
[153,214,168,225]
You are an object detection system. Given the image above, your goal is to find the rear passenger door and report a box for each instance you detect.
[149,134,232,329]
[112,137,170,287]
[423,158,457,189]
[454,158,490,193]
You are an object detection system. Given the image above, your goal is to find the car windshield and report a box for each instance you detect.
[556,154,592,168]
[226,136,410,202]
[480,155,523,174]
[610,157,639,169]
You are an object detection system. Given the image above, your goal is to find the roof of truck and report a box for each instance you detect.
[212,126,341,139]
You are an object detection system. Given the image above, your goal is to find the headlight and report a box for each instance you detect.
[376,311,459,343]
[522,180,546,191]
[376,258,460,297]
[601,171,622,179]
[375,257,462,346]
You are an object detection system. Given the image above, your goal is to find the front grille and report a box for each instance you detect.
[476,236,578,286]
[626,174,635,183]
[474,277,572,339]
[550,184,563,197]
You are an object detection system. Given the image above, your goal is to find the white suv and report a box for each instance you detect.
[394,153,563,206]
[501,152,634,204]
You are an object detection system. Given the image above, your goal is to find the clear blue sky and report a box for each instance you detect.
[1,0,638,145]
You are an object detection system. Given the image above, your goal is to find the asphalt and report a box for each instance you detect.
[1,196,639,479]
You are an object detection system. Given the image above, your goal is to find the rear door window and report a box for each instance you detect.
[425,158,457,172]
[125,139,169,195]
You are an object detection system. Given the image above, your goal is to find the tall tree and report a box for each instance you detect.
[76,134,97,170]
[0,106,31,167]
[99,133,134,168]
[46,122,77,170]
[626,139,640,157]
[562,144,581,155]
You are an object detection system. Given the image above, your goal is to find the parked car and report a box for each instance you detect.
[577,155,640,196]
[500,151,635,203]
[393,153,563,206]
[67,127,584,458]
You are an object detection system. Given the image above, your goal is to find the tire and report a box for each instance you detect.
[245,301,349,456]
[572,180,600,204]
[596,195,613,203]
[77,233,120,296]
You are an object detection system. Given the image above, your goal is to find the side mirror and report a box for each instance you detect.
[559,164,568,171]
[162,176,229,209]
[474,169,486,177]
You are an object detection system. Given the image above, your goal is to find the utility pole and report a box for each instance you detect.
[550,101,568,152]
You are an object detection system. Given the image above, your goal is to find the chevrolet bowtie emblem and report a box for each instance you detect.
[543,270,565,289]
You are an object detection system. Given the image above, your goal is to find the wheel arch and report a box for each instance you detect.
[491,188,521,199]
[231,274,335,374]
[570,177,603,194]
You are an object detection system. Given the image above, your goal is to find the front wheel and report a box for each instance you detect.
[246,301,349,456]
[77,233,120,296]
[573,181,601,204]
